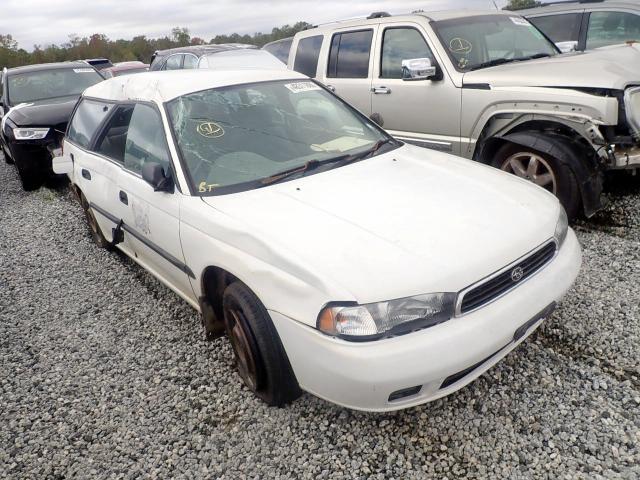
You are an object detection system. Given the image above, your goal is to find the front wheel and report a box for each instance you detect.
[491,141,581,220]
[222,281,301,406]
[14,158,43,191]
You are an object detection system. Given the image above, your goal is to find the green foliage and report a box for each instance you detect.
[0,22,311,69]
[504,0,542,10]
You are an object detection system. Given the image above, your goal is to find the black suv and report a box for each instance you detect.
[0,62,104,190]
[149,44,257,70]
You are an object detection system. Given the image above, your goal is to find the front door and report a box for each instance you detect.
[370,23,462,155]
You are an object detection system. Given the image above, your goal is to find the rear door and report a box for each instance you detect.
[316,28,378,116]
[66,98,124,245]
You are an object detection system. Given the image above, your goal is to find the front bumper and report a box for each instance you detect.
[270,229,582,412]
[612,145,640,169]
[7,140,55,174]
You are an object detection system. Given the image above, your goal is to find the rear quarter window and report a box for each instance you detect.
[327,30,373,78]
[293,36,323,77]
[67,99,114,148]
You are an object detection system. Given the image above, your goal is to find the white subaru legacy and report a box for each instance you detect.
[54,69,581,411]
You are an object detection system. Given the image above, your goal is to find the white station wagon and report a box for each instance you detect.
[54,69,581,411]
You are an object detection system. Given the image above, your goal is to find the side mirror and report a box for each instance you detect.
[402,58,437,81]
[142,162,173,192]
[52,154,73,175]
[555,41,578,53]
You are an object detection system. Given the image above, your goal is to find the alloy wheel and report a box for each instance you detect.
[501,152,557,194]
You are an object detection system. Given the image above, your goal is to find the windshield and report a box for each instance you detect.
[167,80,391,195]
[432,14,558,72]
[8,67,103,105]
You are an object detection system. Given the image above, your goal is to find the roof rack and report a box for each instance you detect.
[367,11,391,19]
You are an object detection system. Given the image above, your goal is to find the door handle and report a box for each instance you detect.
[325,84,336,92]
[81,168,91,180]
[119,190,128,205]
[371,86,391,94]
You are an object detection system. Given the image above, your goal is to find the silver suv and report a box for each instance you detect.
[520,1,640,53]
[288,10,640,219]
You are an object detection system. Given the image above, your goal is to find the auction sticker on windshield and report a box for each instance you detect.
[284,82,322,94]
[73,68,96,73]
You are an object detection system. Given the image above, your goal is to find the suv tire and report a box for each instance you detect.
[492,140,581,220]
[222,281,301,407]
[14,158,43,191]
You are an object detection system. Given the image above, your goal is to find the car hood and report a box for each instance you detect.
[202,145,561,304]
[6,95,79,128]
[463,43,640,90]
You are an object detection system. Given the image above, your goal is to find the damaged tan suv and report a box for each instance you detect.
[289,10,640,219]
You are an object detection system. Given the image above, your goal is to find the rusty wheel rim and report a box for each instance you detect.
[501,152,557,194]
[224,307,259,391]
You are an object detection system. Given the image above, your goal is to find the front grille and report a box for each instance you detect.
[459,241,557,314]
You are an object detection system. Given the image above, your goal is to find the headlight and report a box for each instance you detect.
[12,127,49,140]
[624,86,640,139]
[317,293,456,340]
[554,206,568,248]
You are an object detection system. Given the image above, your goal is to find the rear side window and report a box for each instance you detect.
[67,99,114,148]
[327,30,373,78]
[293,35,323,77]
[183,54,198,69]
[586,11,640,49]
[164,54,183,70]
[528,13,582,43]
[380,28,434,79]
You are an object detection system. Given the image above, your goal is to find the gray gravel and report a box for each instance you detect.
[1,157,639,479]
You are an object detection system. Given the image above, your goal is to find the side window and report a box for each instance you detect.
[164,54,183,70]
[183,54,198,69]
[94,105,134,163]
[123,104,171,175]
[327,30,373,78]
[528,13,582,43]
[293,35,323,77]
[264,38,293,63]
[380,28,434,79]
[586,11,640,49]
[67,99,114,148]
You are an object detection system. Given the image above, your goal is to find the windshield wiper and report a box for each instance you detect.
[470,53,553,71]
[260,138,397,187]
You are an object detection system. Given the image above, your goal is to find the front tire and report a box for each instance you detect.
[491,141,581,220]
[222,281,301,406]
[14,158,43,191]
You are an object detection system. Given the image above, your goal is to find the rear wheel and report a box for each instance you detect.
[222,281,301,406]
[492,141,581,220]
[79,193,111,249]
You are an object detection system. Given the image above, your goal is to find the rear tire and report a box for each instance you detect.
[222,281,301,407]
[79,193,111,249]
[491,140,581,221]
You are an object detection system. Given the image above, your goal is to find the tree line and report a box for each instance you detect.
[0,22,311,69]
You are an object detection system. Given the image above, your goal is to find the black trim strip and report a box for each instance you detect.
[462,83,490,90]
[89,202,195,278]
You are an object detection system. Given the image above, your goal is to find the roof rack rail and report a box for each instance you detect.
[539,0,604,6]
[367,11,391,19]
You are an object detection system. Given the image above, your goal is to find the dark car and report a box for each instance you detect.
[84,58,113,71]
[149,44,257,71]
[102,61,149,78]
[262,37,293,64]
[0,62,104,190]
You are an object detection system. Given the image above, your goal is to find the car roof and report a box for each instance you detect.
[6,61,95,75]
[519,0,639,15]
[302,10,519,32]
[82,69,308,104]
[153,43,258,57]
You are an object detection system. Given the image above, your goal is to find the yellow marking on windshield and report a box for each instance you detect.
[197,121,224,138]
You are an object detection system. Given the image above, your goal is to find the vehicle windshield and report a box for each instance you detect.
[8,67,103,105]
[432,14,558,72]
[167,80,391,195]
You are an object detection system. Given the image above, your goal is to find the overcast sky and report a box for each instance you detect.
[1,0,508,50]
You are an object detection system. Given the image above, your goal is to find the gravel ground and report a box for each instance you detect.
[1,157,639,479]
